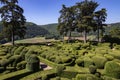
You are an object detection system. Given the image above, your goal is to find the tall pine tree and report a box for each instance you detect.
[0,0,26,45]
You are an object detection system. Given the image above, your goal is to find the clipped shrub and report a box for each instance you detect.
[81,42,91,50]
[11,47,18,55]
[75,58,84,67]
[0,67,5,72]
[56,77,61,80]
[25,50,34,61]
[1,59,10,68]
[92,56,107,69]
[0,51,6,56]
[5,54,12,59]
[20,48,28,59]
[89,65,97,74]
[17,61,27,70]
[104,61,120,79]
[95,72,101,78]
[55,57,62,64]
[56,64,65,76]
[41,75,47,80]
[83,57,94,67]
[104,54,114,61]
[14,46,25,55]
[26,54,40,72]
[61,56,72,63]
[9,55,22,67]
[114,45,120,50]
[75,74,99,80]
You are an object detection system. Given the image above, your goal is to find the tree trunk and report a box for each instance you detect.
[84,29,87,43]
[97,26,100,42]
[11,31,14,46]
[68,31,71,43]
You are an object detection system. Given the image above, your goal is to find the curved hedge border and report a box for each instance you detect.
[0,69,31,80]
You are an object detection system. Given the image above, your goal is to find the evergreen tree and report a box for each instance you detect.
[94,8,107,42]
[58,5,76,42]
[0,0,26,45]
[75,0,98,43]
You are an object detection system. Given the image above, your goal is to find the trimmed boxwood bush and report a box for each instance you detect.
[5,54,12,59]
[75,74,99,80]
[26,54,40,72]
[17,61,27,70]
[25,50,34,61]
[55,57,62,64]
[9,55,22,67]
[104,61,120,79]
[83,57,94,67]
[1,59,11,67]
[56,64,65,76]
[75,58,84,67]
[14,46,25,55]
[11,47,18,55]
[20,48,28,60]
[0,67,5,72]
[104,54,114,61]
[89,65,97,74]
[61,56,72,63]
[41,75,47,80]
[92,56,107,69]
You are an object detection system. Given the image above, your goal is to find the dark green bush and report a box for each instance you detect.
[11,47,18,55]
[0,52,6,56]
[1,59,10,67]
[56,77,61,80]
[26,54,40,72]
[20,48,28,59]
[41,75,47,80]
[75,58,84,67]
[61,56,72,63]
[104,54,114,61]
[9,55,22,67]
[81,43,91,49]
[75,74,99,80]
[92,56,107,69]
[95,72,101,78]
[89,65,97,74]
[17,61,27,70]
[5,54,12,59]
[56,65,65,76]
[84,57,94,67]
[0,67,5,72]
[14,46,25,55]
[55,57,62,64]
[25,50,34,61]
[104,61,120,79]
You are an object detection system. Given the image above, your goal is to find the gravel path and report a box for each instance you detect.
[40,62,52,70]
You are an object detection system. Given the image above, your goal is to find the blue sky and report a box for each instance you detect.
[18,0,120,25]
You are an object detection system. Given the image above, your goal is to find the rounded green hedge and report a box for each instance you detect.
[89,65,97,74]
[14,46,25,55]
[92,56,107,69]
[26,54,40,72]
[104,61,120,79]
[17,61,27,70]
[75,74,99,80]
[75,58,84,67]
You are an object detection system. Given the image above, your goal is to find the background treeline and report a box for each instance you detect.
[0,21,120,43]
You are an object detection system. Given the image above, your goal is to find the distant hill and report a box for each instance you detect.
[105,22,120,35]
[0,22,50,38]
[25,22,49,38]
[40,23,58,35]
